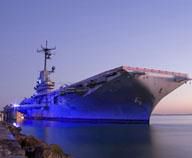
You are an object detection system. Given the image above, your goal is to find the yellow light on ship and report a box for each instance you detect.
[16,112,24,123]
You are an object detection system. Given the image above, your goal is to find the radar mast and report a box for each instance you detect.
[37,40,56,71]
[34,41,56,94]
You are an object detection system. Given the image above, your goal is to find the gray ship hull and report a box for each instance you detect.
[6,66,188,124]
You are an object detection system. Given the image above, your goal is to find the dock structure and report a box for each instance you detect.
[0,123,26,158]
[0,111,4,121]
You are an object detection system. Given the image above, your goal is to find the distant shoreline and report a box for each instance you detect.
[152,113,192,116]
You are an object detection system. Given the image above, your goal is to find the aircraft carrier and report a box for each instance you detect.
[5,42,190,123]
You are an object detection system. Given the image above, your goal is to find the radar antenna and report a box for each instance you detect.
[34,41,56,94]
[37,40,56,71]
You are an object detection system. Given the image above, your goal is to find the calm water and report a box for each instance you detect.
[15,115,192,158]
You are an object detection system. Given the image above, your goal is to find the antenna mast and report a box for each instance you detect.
[37,40,56,71]
[35,41,56,94]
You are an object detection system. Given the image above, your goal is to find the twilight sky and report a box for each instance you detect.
[0,0,192,114]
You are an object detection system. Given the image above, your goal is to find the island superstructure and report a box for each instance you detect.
[5,42,190,123]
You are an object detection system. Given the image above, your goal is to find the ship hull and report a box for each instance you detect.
[9,66,188,124]
[18,72,155,123]
[19,101,154,124]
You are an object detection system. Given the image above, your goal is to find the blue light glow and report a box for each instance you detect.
[13,122,20,127]
[13,104,20,108]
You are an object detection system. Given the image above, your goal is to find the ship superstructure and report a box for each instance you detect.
[7,43,190,123]
[34,40,56,95]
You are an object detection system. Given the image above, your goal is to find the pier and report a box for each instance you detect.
[0,122,26,158]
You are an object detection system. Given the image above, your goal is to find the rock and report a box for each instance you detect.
[43,144,70,158]
[1,122,70,158]
[0,139,25,157]
[6,124,22,136]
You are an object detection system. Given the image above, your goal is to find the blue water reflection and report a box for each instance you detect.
[16,116,192,158]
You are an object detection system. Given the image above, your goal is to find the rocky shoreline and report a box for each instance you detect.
[0,121,71,158]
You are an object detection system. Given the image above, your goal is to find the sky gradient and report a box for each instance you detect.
[0,0,192,114]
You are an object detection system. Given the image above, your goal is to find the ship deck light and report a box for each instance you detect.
[13,104,20,108]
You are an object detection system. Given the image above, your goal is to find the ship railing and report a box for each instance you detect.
[123,66,188,77]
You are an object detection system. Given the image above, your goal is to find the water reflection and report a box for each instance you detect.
[16,116,192,158]
[18,121,153,158]
[150,124,192,158]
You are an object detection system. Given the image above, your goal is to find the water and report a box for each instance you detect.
[16,115,192,158]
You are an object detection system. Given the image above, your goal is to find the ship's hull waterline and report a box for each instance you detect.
[14,66,188,124]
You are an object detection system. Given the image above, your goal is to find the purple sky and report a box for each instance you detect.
[1,0,192,113]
